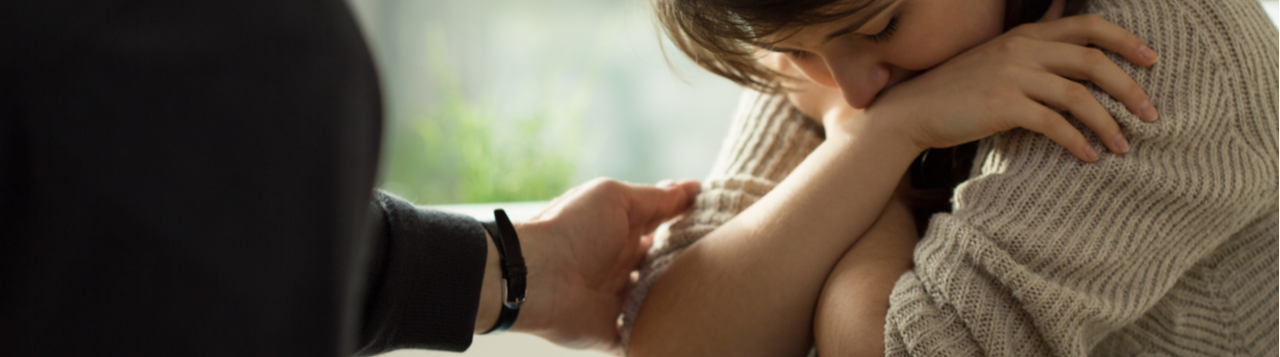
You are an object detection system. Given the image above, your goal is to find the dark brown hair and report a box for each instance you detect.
[655,0,1085,92]
[654,0,1088,232]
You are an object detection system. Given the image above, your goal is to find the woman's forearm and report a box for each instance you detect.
[813,195,917,357]
[628,126,922,357]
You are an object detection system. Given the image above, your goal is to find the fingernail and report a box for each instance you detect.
[1140,100,1158,121]
[682,180,703,194]
[656,179,674,188]
[1113,134,1130,154]
[1139,44,1157,63]
[1082,144,1100,162]
[1136,99,1151,119]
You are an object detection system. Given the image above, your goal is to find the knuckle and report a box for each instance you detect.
[1078,13,1105,26]
[1081,48,1110,66]
[1000,36,1034,53]
[1035,109,1063,128]
[1067,82,1094,102]
[587,177,621,191]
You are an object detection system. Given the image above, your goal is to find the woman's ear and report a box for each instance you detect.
[1038,0,1066,22]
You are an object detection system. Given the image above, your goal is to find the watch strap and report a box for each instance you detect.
[480,209,526,334]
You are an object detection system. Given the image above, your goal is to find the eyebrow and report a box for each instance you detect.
[821,0,896,45]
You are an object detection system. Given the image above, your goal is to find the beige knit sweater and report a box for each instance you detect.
[621,0,1279,355]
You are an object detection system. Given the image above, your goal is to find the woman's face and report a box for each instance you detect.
[761,0,1006,109]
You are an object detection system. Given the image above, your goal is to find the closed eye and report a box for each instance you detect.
[867,17,899,44]
[768,47,810,60]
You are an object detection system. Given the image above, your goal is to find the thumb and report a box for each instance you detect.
[624,179,700,231]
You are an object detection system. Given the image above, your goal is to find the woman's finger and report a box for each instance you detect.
[1032,40,1158,121]
[1021,71,1130,154]
[1016,13,1158,68]
[1007,98,1100,162]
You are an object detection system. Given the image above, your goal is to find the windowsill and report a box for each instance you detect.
[427,201,550,221]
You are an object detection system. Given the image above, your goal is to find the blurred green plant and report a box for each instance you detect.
[379,27,597,204]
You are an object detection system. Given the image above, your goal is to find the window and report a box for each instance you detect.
[349,0,741,205]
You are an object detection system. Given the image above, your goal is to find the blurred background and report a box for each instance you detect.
[348,0,741,354]
[347,0,1280,356]
[348,0,742,207]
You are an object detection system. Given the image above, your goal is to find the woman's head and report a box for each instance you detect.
[656,0,1075,109]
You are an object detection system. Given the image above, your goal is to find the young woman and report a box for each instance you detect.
[618,0,1278,355]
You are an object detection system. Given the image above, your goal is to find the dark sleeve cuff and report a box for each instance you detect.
[357,191,488,355]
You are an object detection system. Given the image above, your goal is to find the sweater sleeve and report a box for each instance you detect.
[883,0,1279,355]
[356,191,489,355]
[620,90,825,348]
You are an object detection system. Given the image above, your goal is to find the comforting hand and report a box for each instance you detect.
[505,178,700,353]
[831,14,1159,162]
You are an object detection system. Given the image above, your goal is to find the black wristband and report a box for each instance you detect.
[480,209,526,334]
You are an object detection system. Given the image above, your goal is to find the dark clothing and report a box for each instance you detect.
[0,1,488,356]
[366,194,488,354]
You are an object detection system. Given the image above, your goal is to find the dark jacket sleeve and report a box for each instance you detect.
[0,2,495,356]
[356,191,489,355]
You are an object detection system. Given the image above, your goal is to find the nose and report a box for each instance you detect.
[828,60,889,110]
[786,51,891,110]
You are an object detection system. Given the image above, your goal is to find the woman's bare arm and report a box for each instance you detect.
[814,193,917,357]
[628,122,923,357]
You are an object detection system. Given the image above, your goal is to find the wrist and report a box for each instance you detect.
[508,221,554,334]
[474,230,502,333]
[824,107,927,160]
[476,213,540,335]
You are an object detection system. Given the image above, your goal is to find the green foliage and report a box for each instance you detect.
[379,29,591,204]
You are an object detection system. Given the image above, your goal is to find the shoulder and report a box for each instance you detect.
[1084,0,1278,120]
[971,0,1278,174]
[1088,0,1277,53]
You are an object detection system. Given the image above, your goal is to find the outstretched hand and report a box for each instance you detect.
[508,178,700,353]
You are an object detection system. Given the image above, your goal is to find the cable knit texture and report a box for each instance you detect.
[621,0,1279,355]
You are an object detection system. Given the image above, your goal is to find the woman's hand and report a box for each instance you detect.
[833,14,1159,162]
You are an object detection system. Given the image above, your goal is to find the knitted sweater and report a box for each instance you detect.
[621,0,1279,355]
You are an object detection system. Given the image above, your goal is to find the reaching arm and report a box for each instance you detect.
[359,192,489,355]
[365,180,701,355]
